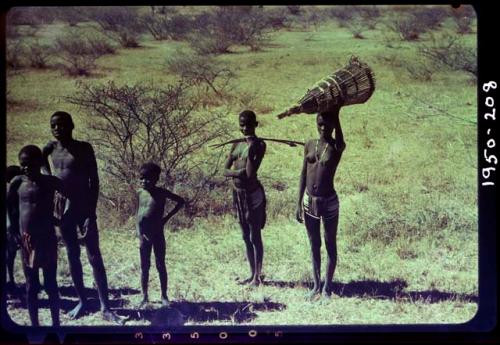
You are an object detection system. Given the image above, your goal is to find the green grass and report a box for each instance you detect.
[6,6,477,326]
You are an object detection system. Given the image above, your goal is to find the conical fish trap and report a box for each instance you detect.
[277,56,375,119]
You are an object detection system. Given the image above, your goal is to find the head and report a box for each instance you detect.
[239,110,258,137]
[139,162,161,190]
[50,111,74,141]
[18,145,43,178]
[6,165,22,183]
[316,111,335,139]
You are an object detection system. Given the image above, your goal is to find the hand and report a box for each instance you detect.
[22,233,33,252]
[296,205,303,223]
[13,233,22,247]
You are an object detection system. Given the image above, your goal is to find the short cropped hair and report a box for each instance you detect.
[18,145,43,161]
[239,110,257,124]
[140,162,161,178]
[6,165,21,182]
[51,111,74,127]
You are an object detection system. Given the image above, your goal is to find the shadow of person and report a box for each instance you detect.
[116,300,287,326]
[264,279,478,303]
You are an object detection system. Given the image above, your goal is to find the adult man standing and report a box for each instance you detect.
[42,111,122,323]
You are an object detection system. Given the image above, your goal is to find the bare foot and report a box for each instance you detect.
[102,309,125,325]
[322,284,334,298]
[249,276,262,287]
[138,299,149,309]
[236,276,253,285]
[67,301,87,319]
[306,288,321,300]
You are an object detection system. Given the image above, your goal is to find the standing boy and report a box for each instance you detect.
[136,162,185,308]
[41,111,121,323]
[6,165,22,291]
[7,146,62,326]
[223,110,267,286]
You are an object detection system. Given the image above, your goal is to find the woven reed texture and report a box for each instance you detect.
[277,56,375,119]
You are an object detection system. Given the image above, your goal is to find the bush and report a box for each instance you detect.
[450,5,475,34]
[142,13,193,41]
[65,81,228,224]
[26,40,52,69]
[356,6,381,30]
[330,6,355,28]
[6,39,26,70]
[345,16,366,39]
[188,6,271,54]
[166,50,234,97]
[384,14,426,41]
[54,31,106,76]
[413,7,448,31]
[405,60,435,82]
[419,32,477,78]
[264,7,292,30]
[88,6,144,48]
[6,7,55,26]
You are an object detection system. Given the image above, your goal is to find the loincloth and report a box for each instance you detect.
[53,191,69,221]
[303,190,339,220]
[233,182,266,230]
[21,231,58,269]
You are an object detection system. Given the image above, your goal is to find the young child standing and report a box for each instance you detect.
[7,145,64,326]
[136,162,185,308]
[6,165,22,291]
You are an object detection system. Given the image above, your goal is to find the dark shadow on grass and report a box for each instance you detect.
[6,284,139,316]
[264,279,478,303]
[116,300,286,326]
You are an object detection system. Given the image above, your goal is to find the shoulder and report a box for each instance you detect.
[42,140,57,154]
[9,175,24,189]
[75,140,94,151]
[305,139,316,149]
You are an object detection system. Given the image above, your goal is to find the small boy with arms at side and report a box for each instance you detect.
[6,165,22,291]
[136,162,185,308]
[7,145,64,326]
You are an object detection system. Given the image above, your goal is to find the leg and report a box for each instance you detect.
[6,245,17,290]
[304,213,322,298]
[43,263,60,326]
[23,265,39,326]
[322,216,339,297]
[60,217,87,319]
[152,233,169,306]
[238,221,255,284]
[248,223,263,286]
[139,236,152,307]
[83,219,122,324]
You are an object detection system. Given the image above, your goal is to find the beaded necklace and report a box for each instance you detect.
[315,139,329,163]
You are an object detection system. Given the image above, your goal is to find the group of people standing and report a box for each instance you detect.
[225,108,345,299]
[6,105,345,327]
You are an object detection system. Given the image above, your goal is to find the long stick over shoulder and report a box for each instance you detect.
[210,137,304,149]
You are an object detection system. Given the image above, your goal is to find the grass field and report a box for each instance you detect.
[5,5,478,327]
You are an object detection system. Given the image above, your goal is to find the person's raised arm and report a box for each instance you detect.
[41,142,53,175]
[333,110,346,153]
[223,143,246,178]
[296,143,308,223]
[161,189,186,227]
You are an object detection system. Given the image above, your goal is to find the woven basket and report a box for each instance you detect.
[277,56,375,119]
